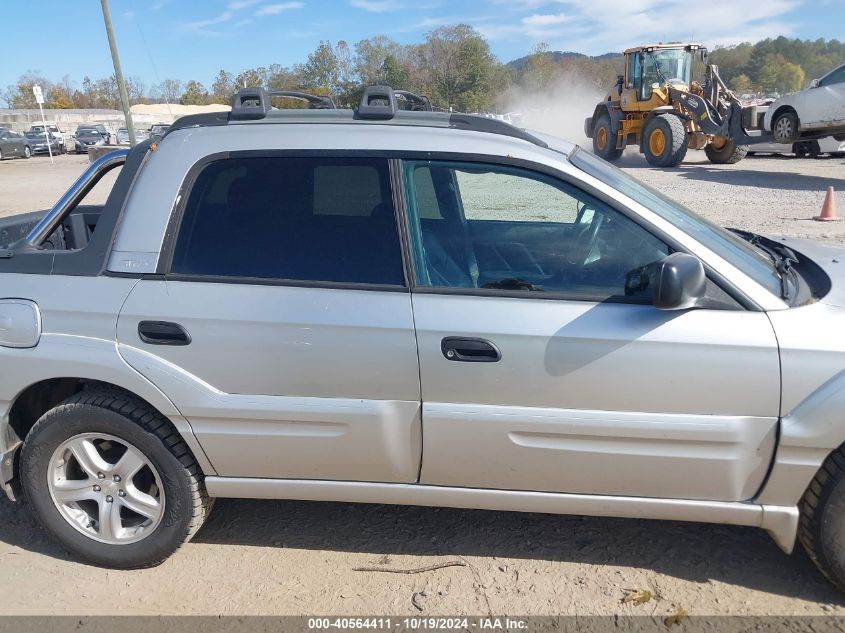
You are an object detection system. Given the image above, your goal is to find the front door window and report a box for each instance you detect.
[404,160,669,303]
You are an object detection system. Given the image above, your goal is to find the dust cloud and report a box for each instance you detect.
[498,75,608,146]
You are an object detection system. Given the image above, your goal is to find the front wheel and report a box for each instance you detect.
[642,114,688,167]
[704,138,748,164]
[799,446,845,592]
[20,389,212,568]
[772,111,800,144]
[591,114,623,162]
[23,145,31,159]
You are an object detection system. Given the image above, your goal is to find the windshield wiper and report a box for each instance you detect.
[482,278,544,291]
[729,228,797,299]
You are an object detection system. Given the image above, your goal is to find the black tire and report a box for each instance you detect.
[591,114,623,162]
[23,145,31,159]
[642,114,687,167]
[0,147,3,161]
[20,388,212,569]
[704,139,749,164]
[798,446,845,592]
[772,110,800,144]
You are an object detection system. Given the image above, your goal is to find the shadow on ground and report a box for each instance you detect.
[2,495,843,605]
[619,158,845,192]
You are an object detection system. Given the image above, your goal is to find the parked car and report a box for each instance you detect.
[23,129,61,155]
[747,136,845,158]
[73,124,109,153]
[5,87,845,593]
[0,128,32,160]
[148,123,170,138]
[28,123,68,153]
[765,63,845,143]
[116,128,148,145]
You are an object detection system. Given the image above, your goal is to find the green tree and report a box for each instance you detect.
[180,80,210,105]
[731,73,754,93]
[303,41,340,94]
[417,24,497,111]
[521,43,558,92]
[210,69,236,104]
[10,70,52,108]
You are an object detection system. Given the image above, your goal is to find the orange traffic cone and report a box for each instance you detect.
[815,187,839,221]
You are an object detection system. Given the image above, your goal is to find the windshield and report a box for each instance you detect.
[570,148,782,298]
[644,48,692,86]
[25,131,47,139]
[77,128,100,135]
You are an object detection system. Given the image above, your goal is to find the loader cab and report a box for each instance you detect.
[623,44,703,104]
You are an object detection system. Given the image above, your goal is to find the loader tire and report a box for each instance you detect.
[704,138,748,164]
[798,445,845,592]
[592,114,623,162]
[642,114,687,167]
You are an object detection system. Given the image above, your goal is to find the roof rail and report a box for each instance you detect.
[230,87,336,120]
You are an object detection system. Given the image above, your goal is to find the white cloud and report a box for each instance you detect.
[182,11,234,34]
[482,0,802,53]
[521,12,569,26]
[350,0,402,11]
[227,0,263,9]
[254,2,305,16]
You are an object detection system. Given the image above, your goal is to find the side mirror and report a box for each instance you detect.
[653,253,706,310]
[810,78,820,89]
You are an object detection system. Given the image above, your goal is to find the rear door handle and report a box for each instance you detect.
[138,321,191,346]
[441,337,501,362]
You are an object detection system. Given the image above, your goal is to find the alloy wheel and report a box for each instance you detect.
[47,433,164,545]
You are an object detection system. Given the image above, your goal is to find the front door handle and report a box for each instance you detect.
[441,337,501,362]
[138,321,191,346]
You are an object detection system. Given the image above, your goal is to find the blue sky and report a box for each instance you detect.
[2,0,843,90]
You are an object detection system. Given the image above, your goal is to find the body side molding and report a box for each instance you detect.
[205,477,799,553]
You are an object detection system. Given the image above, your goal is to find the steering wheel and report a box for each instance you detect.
[568,210,604,266]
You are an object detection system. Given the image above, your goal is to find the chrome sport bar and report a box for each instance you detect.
[25,148,129,247]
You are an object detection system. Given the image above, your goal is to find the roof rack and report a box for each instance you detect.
[164,84,549,150]
[394,90,433,112]
[356,86,433,119]
[230,87,336,120]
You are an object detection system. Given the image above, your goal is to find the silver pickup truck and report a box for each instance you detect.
[2,87,845,591]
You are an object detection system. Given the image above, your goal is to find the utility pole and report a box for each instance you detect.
[100,0,137,145]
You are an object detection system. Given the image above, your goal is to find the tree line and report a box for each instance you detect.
[2,29,843,112]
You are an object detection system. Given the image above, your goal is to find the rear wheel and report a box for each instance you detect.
[642,114,687,167]
[772,111,799,144]
[799,446,845,592]
[592,114,623,162]
[20,389,212,568]
[793,141,820,158]
[704,137,748,164]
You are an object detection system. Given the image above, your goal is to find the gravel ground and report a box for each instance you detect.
[1,150,845,617]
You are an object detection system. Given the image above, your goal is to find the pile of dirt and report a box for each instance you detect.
[129,103,231,118]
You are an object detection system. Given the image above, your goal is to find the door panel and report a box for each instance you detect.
[414,294,779,501]
[117,280,422,481]
[802,83,845,128]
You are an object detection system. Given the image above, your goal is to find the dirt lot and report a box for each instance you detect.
[1,150,845,618]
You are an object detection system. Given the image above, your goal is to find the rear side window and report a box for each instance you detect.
[170,156,405,286]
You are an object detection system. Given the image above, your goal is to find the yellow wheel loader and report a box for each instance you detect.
[585,44,770,167]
